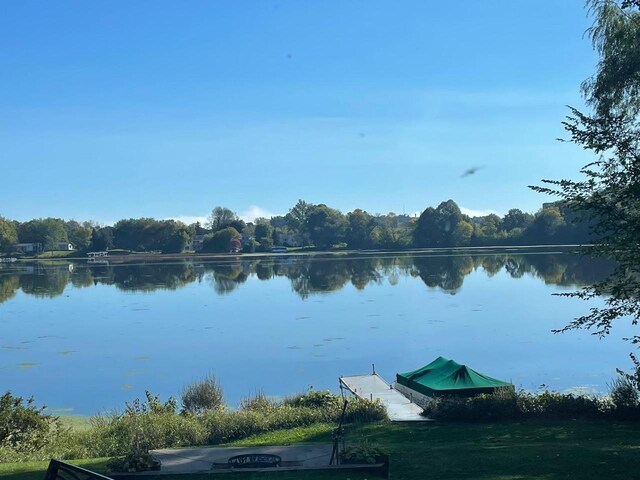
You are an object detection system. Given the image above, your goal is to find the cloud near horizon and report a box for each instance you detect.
[460,207,500,218]
[167,206,281,226]
[238,205,282,223]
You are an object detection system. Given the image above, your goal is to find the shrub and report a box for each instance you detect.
[283,389,342,410]
[239,391,277,412]
[89,392,206,457]
[181,373,224,414]
[126,391,177,416]
[343,398,388,423]
[340,440,387,464]
[107,430,159,473]
[423,388,612,422]
[609,375,640,419]
[0,392,65,454]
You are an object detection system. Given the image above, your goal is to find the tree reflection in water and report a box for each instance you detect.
[0,253,614,304]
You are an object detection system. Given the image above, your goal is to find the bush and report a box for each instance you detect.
[343,398,388,423]
[181,373,225,414]
[340,440,387,464]
[609,375,640,419]
[0,392,65,454]
[107,430,160,473]
[523,391,604,419]
[239,391,277,412]
[200,406,327,445]
[89,392,207,457]
[423,389,521,422]
[423,388,616,422]
[283,389,342,410]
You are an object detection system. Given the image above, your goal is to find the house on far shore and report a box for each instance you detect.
[186,234,206,252]
[14,242,74,253]
[14,243,41,254]
[279,232,301,247]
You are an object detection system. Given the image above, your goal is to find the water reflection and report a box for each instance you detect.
[0,253,613,304]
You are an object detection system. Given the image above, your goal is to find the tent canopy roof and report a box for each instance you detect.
[396,356,511,396]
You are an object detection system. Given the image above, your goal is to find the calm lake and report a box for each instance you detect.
[0,251,633,415]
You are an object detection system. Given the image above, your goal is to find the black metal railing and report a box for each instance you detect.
[44,460,114,480]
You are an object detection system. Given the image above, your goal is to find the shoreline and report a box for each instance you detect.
[12,244,589,264]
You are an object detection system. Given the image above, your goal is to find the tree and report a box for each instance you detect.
[0,216,18,252]
[346,209,374,249]
[155,220,191,254]
[254,220,273,241]
[477,214,502,239]
[531,0,640,382]
[207,207,238,231]
[113,218,155,251]
[64,220,92,250]
[452,219,474,246]
[413,200,464,247]
[18,218,68,245]
[285,199,313,242]
[500,209,534,232]
[581,0,640,119]
[90,226,114,251]
[305,204,347,248]
[201,227,241,253]
[525,207,566,244]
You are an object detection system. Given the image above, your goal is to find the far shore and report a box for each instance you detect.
[10,244,589,264]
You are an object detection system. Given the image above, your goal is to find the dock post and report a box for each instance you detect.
[410,392,413,404]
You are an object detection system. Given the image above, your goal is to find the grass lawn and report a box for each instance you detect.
[2,420,639,480]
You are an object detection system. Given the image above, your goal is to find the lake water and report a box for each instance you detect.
[0,251,633,415]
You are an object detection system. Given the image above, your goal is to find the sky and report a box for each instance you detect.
[0,1,599,224]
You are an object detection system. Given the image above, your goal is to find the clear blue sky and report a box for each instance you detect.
[1,1,597,224]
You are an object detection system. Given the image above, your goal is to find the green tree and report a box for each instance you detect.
[113,218,155,251]
[501,209,534,232]
[64,220,92,250]
[582,0,640,119]
[413,207,438,247]
[531,0,640,382]
[207,206,238,231]
[346,209,374,249]
[201,227,241,253]
[254,220,273,240]
[285,199,313,242]
[477,214,502,239]
[156,220,191,254]
[413,200,464,247]
[0,216,18,252]
[305,204,347,248]
[90,226,114,251]
[18,218,68,245]
[452,219,474,246]
[525,206,566,244]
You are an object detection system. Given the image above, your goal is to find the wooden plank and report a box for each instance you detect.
[339,374,430,422]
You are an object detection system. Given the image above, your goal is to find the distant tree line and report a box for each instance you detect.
[0,198,594,255]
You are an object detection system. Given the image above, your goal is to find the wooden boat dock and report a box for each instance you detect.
[339,372,430,422]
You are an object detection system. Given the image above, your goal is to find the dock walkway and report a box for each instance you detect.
[339,373,430,422]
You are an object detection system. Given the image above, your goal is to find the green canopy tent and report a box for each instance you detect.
[396,356,512,397]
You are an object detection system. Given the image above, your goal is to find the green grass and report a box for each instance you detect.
[225,423,334,446]
[0,458,110,480]
[35,251,75,259]
[57,415,93,432]
[2,420,640,480]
